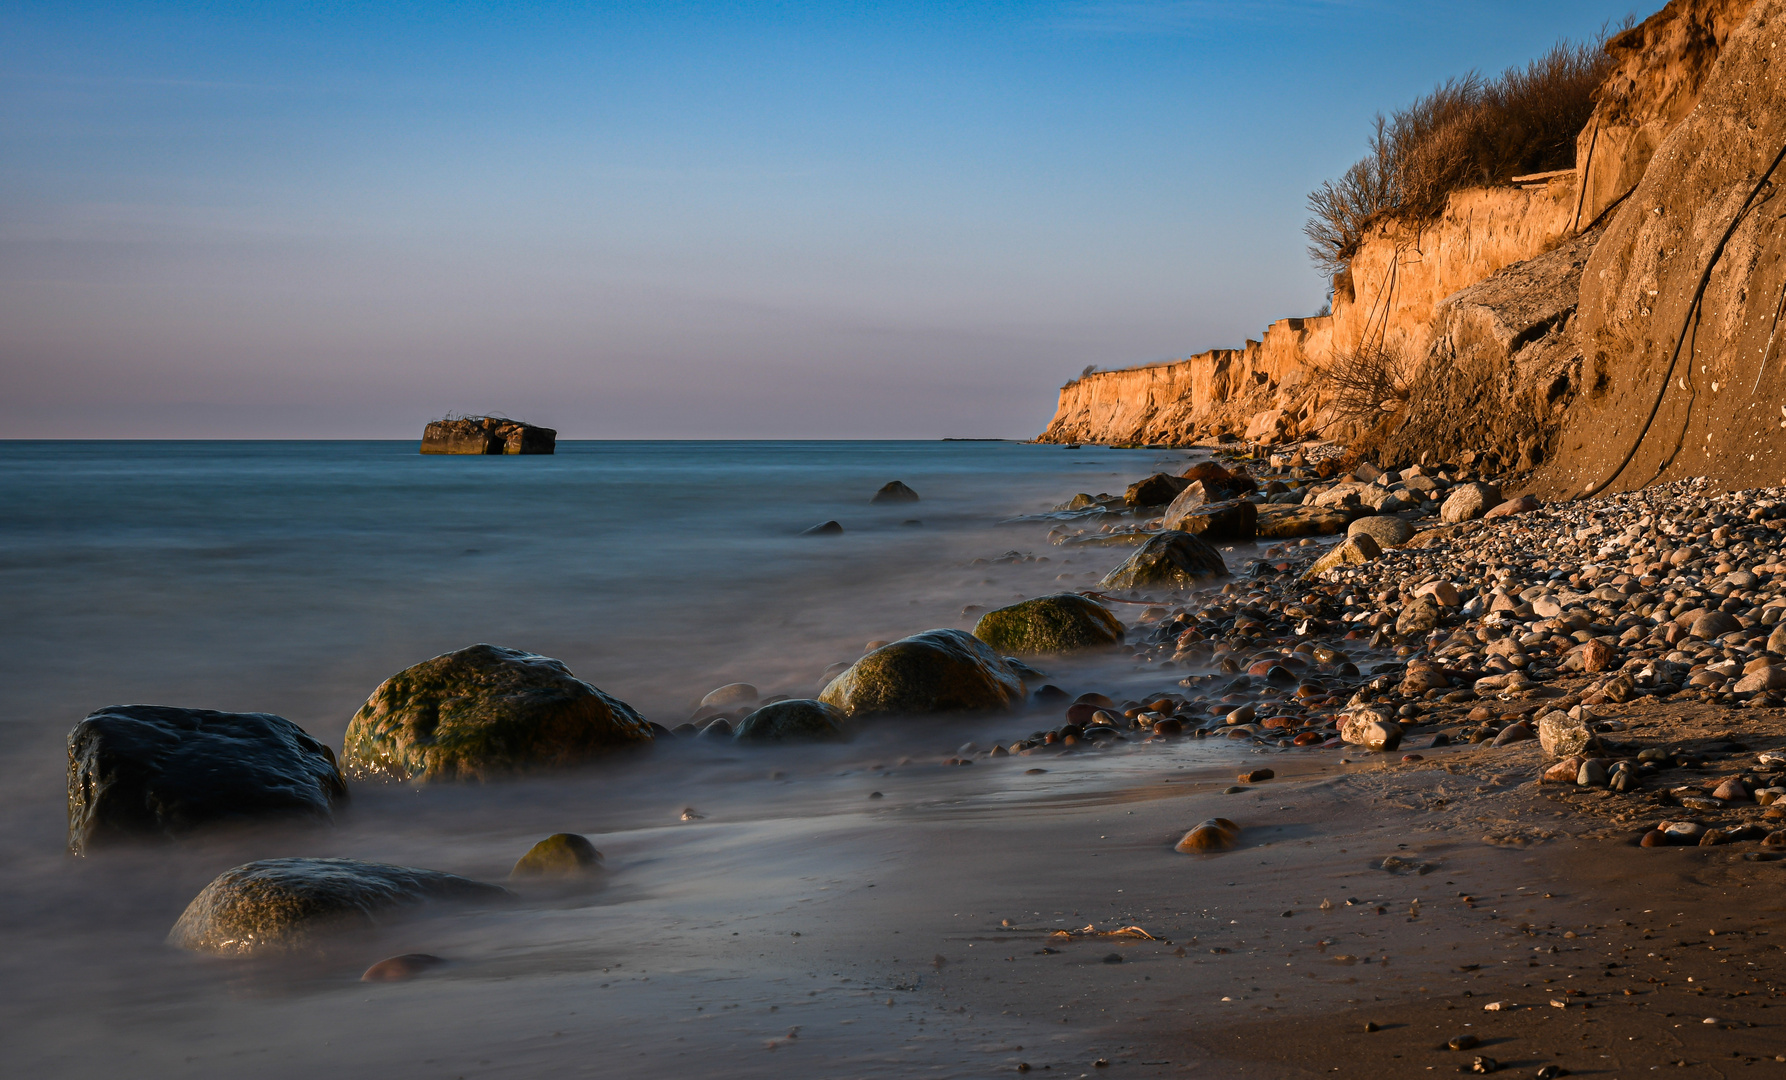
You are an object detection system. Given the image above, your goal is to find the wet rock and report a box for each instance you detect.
[1347,515,1414,549]
[1098,531,1227,590]
[1174,817,1241,853]
[169,857,512,956]
[341,644,653,782]
[1125,473,1191,508]
[1164,498,1258,541]
[733,699,849,742]
[1439,483,1502,524]
[65,705,348,855]
[1537,710,1594,759]
[1307,534,1381,577]
[973,593,1125,655]
[510,833,603,877]
[361,953,445,981]
[802,520,844,536]
[700,683,759,710]
[1339,710,1402,752]
[818,629,1027,719]
[871,481,921,503]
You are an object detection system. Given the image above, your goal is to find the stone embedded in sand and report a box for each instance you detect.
[733,698,849,742]
[1690,610,1742,640]
[1440,483,1502,524]
[700,683,759,709]
[169,857,512,956]
[511,832,603,877]
[1174,817,1241,853]
[1097,531,1227,590]
[973,593,1124,655]
[420,416,555,455]
[1537,710,1594,759]
[1163,498,1258,541]
[871,481,921,503]
[66,705,348,855]
[340,643,653,782]
[818,629,1027,720]
[1339,710,1402,752]
[1306,534,1380,578]
[1125,473,1191,508]
[1396,593,1443,636]
[361,953,445,981]
[1347,515,1414,549]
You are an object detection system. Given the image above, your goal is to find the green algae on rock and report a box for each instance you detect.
[819,629,1027,720]
[972,593,1124,655]
[511,832,603,877]
[1097,530,1227,591]
[169,857,512,956]
[341,643,652,782]
[733,698,850,742]
[66,705,348,855]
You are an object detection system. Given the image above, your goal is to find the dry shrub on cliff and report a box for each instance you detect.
[1315,342,1412,429]
[1305,34,1619,275]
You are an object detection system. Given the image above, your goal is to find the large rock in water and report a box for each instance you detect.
[341,644,653,781]
[1097,531,1227,591]
[974,593,1124,655]
[66,706,348,855]
[733,699,850,742]
[818,629,1027,719]
[871,481,921,503]
[420,416,556,455]
[1125,473,1191,507]
[168,858,512,956]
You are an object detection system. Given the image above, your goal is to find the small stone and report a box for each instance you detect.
[700,682,760,709]
[1580,639,1617,673]
[1469,1056,1500,1074]
[1543,756,1584,783]
[1447,1033,1479,1051]
[361,953,445,982]
[1490,722,1534,747]
[803,520,844,535]
[1175,817,1241,853]
[1239,768,1275,783]
[1484,495,1540,519]
[1101,953,1123,964]
[510,833,602,878]
[1339,710,1403,752]
[1576,759,1609,787]
[1713,776,1750,802]
[1363,1021,1380,1033]
[1538,711,1595,758]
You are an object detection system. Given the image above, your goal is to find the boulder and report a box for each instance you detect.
[1181,462,1235,485]
[420,416,555,455]
[1537,710,1594,758]
[871,481,921,503]
[1338,711,1402,752]
[1306,534,1381,577]
[1163,498,1258,541]
[66,705,348,855]
[1174,817,1241,853]
[973,593,1124,655]
[169,857,512,956]
[818,629,1027,719]
[340,644,654,782]
[733,699,850,742]
[1439,482,1503,523]
[1256,505,1350,538]
[511,833,603,877]
[1396,593,1443,636]
[1347,515,1414,549]
[1097,530,1227,590]
[1125,473,1191,507]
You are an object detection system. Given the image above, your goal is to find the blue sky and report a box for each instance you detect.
[1,0,1639,438]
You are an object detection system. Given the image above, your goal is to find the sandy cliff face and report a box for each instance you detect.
[1541,0,1786,496]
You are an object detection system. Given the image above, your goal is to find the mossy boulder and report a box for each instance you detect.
[341,644,652,782]
[733,699,849,742]
[818,629,1027,719]
[169,857,512,956]
[973,594,1124,655]
[511,833,603,878]
[66,705,348,855]
[1097,531,1227,591]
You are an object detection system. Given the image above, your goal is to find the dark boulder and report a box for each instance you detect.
[871,481,921,503]
[1163,498,1257,541]
[973,593,1124,654]
[1125,473,1191,508]
[341,643,653,782]
[66,705,347,855]
[819,629,1027,719]
[803,520,844,535]
[168,857,512,956]
[733,699,850,742]
[1097,531,1228,590]
[511,833,603,877]
[420,416,555,455]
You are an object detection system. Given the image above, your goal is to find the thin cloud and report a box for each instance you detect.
[1053,0,1378,35]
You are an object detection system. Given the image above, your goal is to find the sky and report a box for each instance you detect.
[1,0,1641,439]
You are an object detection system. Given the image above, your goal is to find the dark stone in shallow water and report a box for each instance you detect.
[169,857,513,956]
[803,520,844,535]
[871,481,921,503]
[1097,531,1227,591]
[66,705,348,855]
[733,699,849,742]
[511,833,603,877]
[819,629,1027,719]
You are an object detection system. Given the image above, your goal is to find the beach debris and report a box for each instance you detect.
[1175,818,1241,853]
